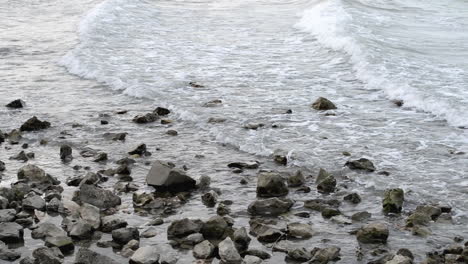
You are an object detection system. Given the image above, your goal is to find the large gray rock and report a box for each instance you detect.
[383,188,404,214]
[22,193,46,211]
[75,248,119,264]
[218,237,242,264]
[310,246,341,263]
[287,247,312,262]
[201,216,229,240]
[0,209,16,222]
[77,184,121,209]
[20,116,51,132]
[32,247,62,264]
[69,220,93,239]
[0,222,23,243]
[316,168,336,194]
[356,223,389,244]
[146,161,196,192]
[101,215,128,232]
[244,255,263,264]
[112,227,139,245]
[167,218,203,239]
[0,240,20,261]
[233,227,251,252]
[17,164,48,183]
[287,223,313,239]
[129,246,160,264]
[193,240,215,259]
[79,203,101,229]
[256,172,288,197]
[248,198,294,216]
[31,222,67,239]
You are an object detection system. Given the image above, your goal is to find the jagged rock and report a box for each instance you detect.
[20,116,51,132]
[93,153,108,162]
[356,223,389,244]
[316,169,336,194]
[179,233,204,248]
[248,198,294,216]
[256,172,288,197]
[17,164,49,183]
[344,193,361,204]
[133,113,158,124]
[245,249,271,260]
[31,222,66,239]
[77,184,121,209]
[112,227,139,244]
[287,222,313,239]
[273,150,287,166]
[32,247,62,264]
[288,171,305,187]
[310,246,341,263]
[8,129,22,144]
[218,237,242,264]
[6,99,25,109]
[60,145,72,161]
[288,247,312,262]
[233,227,251,252]
[0,241,21,261]
[167,218,203,239]
[129,246,160,264]
[128,144,148,156]
[0,209,16,222]
[154,107,170,116]
[406,212,431,227]
[257,228,284,243]
[9,151,28,162]
[69,220,93,239]
[0,222,23,243]
[201,190,218,207]
[101,215,127,232]
[311,97,337,110]
[45,236,74,253]
[345,158,376,172]
[75,248,119,264]
[201,216,229,240]
[383,188,404,214]
[79,203,101,229]
[22,193,46,211]
[146,161,196,192]
[193,240,215,259]
[217,203,231,216]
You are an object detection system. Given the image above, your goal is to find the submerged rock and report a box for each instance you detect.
[287,222,313,239]
[146,160,196,192]
[248,198,294,216]
[273,150,288,166]
[0,161,4,172]
[256,172,288,197]
[345,158,376,172]
[356,223,389,244]
[287,170,305,187]
[311,97,337,110]
[8,129,22,144]
[20,116,51,132]
[128,144,148,156]
[316,168,336,194]
[6,99,25,109]
[60,144,72,161]
[344,193,362,204]
[133,113,158,124]
[382,188,404,214]
[154,107,170,116]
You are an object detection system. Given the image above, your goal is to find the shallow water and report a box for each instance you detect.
[1,0,468,262]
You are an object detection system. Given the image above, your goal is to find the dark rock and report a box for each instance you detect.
[100,120,109,125]
[179,233,203,248]
[9,151,28,162]
[20,116,51,132]
[256,172,288,197]
[316,168,336,194]
[101,215,128,232]
[0,241,21,261]
[167,218,203,239]
[154,107,170,116]
[273,150,287,166]
[243,123,264,130]
[60,145,72,161]
[77,184,121,209]
[311,97,337,110]
[227,161,259,170]
[133,113,158,124]
[406,212,431,227]
[218,237,242,264]
[202,99,222,107]
[129,246,160,264]
[32,247,62,264]
[0,130,4,144]
[197,175,211,190]
[0,209,15,222]
[112,227,139,244]
[0,222,23,243]
[287,222,313,239]
[322,208,341,219]
[345,158,376,172]
[112,133,127,141]
[233,227,251,252]
[248,198,294,216]
[201,216,229,240]
[201,191,218,207]
[310,246,341,263]
[396,248,414,260]
[166,130,178,136]
[146,160,196,192]
[288,171,305,187]
[93,153,108,162]
[128,144,148,156]
[8,129,22,144]
[75,248,119,264]
[304,199,340,212]
[356,223,389,244]
[392,100,404,107]
[382,188,404,214]
[287,247,312,262]
[344,193,361,204]
[17,164,52,183]
[69,220,93,239]
[193,240,215,259]
[189,82,205,88]
[6,99,25,109]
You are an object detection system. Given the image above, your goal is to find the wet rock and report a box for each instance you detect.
[243,123,265,130]
[208,117,227,123]
[6,99,25,109]
[287,247,312,262]
[69,220,93,239]
[75,248,119,264]
[154,107,170,116]
[10,151,28,162]
[392,100,404,107]
[257,228,284,243]
[316,168,336,194]
[141,227,157,238]
[0,222,23,243]
[193,240,215,259]
[79,203,101,229]
[22,193,46,211]
[146,160,196,192]
[385,254,412,264]
[304,199,340,212]
[0,197,8,209]
[345,158,376,172]
[356,223,389,244]
[93,153,108,162]
[201,216,230,240]
[248,198,294,216]
[273,150,287,166]
[112,133,127,141]
[217,203,231,216]
[352,211,372,222]
[8,129,22,144]
[311,97,337,110]
[101,215,128,232]
[0,130,4,144]
[411,225,431,237]
[287,222,313,239]
[310,246,341,263]
[31,222,66,239]
[133,113,158,124]
[218,237,242,264]
[167,218,203,239]
[244,255,262,264]
[17,164,48,183]
[406,212,431,227]
[233,227,251,252]
[0,161,4,172]
[77,184,121,209]
[382,188,404,214]
[331,215,352,225]
[166,130,178,136]
[147,218,164,226]
[129,246,160,264]
[245,249,271,260]
[203,99,222,107]
[344,193,361,204]
[112,227,139,245]
[45,235,74,253]
[20,116,51,132]
[288,171,305,187]
[128,144,148,156]
[201,190,218,207]
[0,209,16,222]
[321,208,341,219]
[32,247,62,264]
[228,161,259,170]
[256,172,288,197]
[179,233,204,248]
[0,241,21,261]
[414,205,442,221]
[60,145,72,161]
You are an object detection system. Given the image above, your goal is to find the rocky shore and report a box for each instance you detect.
[0,97,466,264]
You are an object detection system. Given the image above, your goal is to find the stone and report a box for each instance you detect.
[69,220,93,239]
[8,129,22,144]
[179,233,204,248]
[128,144,148,156]
[245,249,271,260]
[20,116,51,132]
[233,227,251,252]
[166,130,178,136]
[345,158,376,172]
[9,151,28,162]
[406,212,431,227]
[356,223,389,244]
[256,172,288,197]
[0,196,8,209]
[129,246,160,264]
[22,193,46,211]
[79,203,101,229]
[0,241,21,261]
[146,161,196,192]
[197,176,211,189]
[112,227,139,244]
[167,218,203,239]
[147,218,164,226]
[273,150,287,166]
[93,153,108,162]
[310,246,341,263]
[287,222,313,239]
[201,190,218,207]
[0,161,4,172]
[141,228,157,238]
[316,169,336,194]
[75,248,119,264]
[0,209,16,222]
[47,197,62,212]
[322,208,341,219]
[287,247,312,262]
[287,171,305,187]
[352,211,372,222]
[385,255,412,264]
[344,193,361,204]
[31,222,66,239]
[311,97,337,110]
[77,184,121,209]
[193,240,215,259]
[6,99,25,108]
[32,247,62,264]
[17,164,49,183]
[0,222,23,243]
[383,188,404,214]
[101,215,128,232]
[201,216,229,240]
[133,113,158,124]
[244,255,263,264]
[257,228,284,243]
[45,236,74,253]
[154,107,170,116]
[60,145,72,161]
[218,237,242,264]
[227,161,259,170]
[248,198,294,216]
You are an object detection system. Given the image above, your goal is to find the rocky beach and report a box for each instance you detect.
[2,0,468,263]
